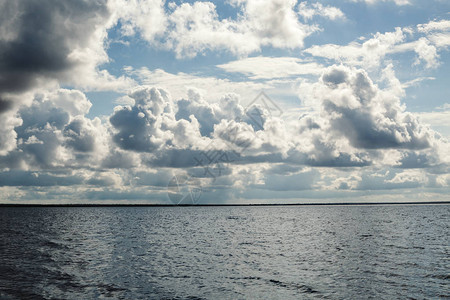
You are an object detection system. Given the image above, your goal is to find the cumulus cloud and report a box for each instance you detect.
[0,0,135,157]
[0,109,22,155]
[0,78,448,201]
[0,0,131,109]
[0,89,110,170]
[236,0,317,49]
[110,87,176,152]
[417,20,450,33]
[305,27,406,69]
[114,0,322,58]
[305,20,450,70]
[111,0,166,40]
[300,65,433,150]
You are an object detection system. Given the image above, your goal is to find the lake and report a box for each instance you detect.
[0,205,448,299]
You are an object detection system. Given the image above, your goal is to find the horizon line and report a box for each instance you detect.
[0,201,449,207]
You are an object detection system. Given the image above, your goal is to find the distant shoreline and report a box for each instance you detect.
[0,201,449,207]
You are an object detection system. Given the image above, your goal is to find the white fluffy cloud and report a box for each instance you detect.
[298,2,345,21]
[113,0,323,58]
[110,0,166,40]
[305,27,406,69]
[307,65,432,149]
[0,110,22,155]
[0,89,110,169]
[109,87,204,152]
[0,75,448,202]
[417,20,450,33]
[305,20,450,70]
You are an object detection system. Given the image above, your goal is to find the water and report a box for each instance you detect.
[0,205,448,299]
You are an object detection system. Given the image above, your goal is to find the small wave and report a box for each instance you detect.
[425,274,450,280]
[360,234,373,238]
[227,276,262,281]
[268,279,319,294]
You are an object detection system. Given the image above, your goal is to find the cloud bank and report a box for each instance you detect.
[0,0,449,203]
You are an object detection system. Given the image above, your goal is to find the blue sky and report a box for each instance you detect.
[0,0,449,204]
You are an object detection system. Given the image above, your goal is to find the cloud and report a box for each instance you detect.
[0,0,136,157]
[357,169,428,190]
[305,27,406,69]
[217,56,324,79]
[235,0,317,49]
[64,116,104,153]
[300,65,433,150]
[416,111,450,138]
[126,66,268,103]
[0,170,84,187]
[101,148,141,169]
[298,2,346,21]
[0,79,447,201]
[166,1,259,58]
[0,89,110,169]
[305,19,450,71]
[256,168,319,191]
[0,0,449,204]
[175,90,222,137]
[109,87,175,152]
[417,20,450,33]
[114,0,322,58]
[348,0,411,5]
[111,0,166,40]
[0,0,130,109]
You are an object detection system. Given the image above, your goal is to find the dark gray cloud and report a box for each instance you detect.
[324,101,430,149]
[397,151,432,168]
[0,0,110,111]
[12,99,70,167]
[110,106,165,151]
[0,97,11,111]
[134,171,174,187]
[64,118,96,153]
[0,170,83,186]
[110,88,173,152]
[101,149,139,169]
[144,149,211,168]
[322,68,348,86]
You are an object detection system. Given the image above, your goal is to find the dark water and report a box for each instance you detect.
[0,205,448,299]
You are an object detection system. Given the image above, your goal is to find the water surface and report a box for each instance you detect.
[0,205,448,299]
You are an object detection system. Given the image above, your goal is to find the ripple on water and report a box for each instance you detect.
[0,205,449,299]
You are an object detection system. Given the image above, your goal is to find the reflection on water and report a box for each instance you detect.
[0,205,449,299]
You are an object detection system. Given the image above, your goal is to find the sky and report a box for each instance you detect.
[0,0,449,204]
